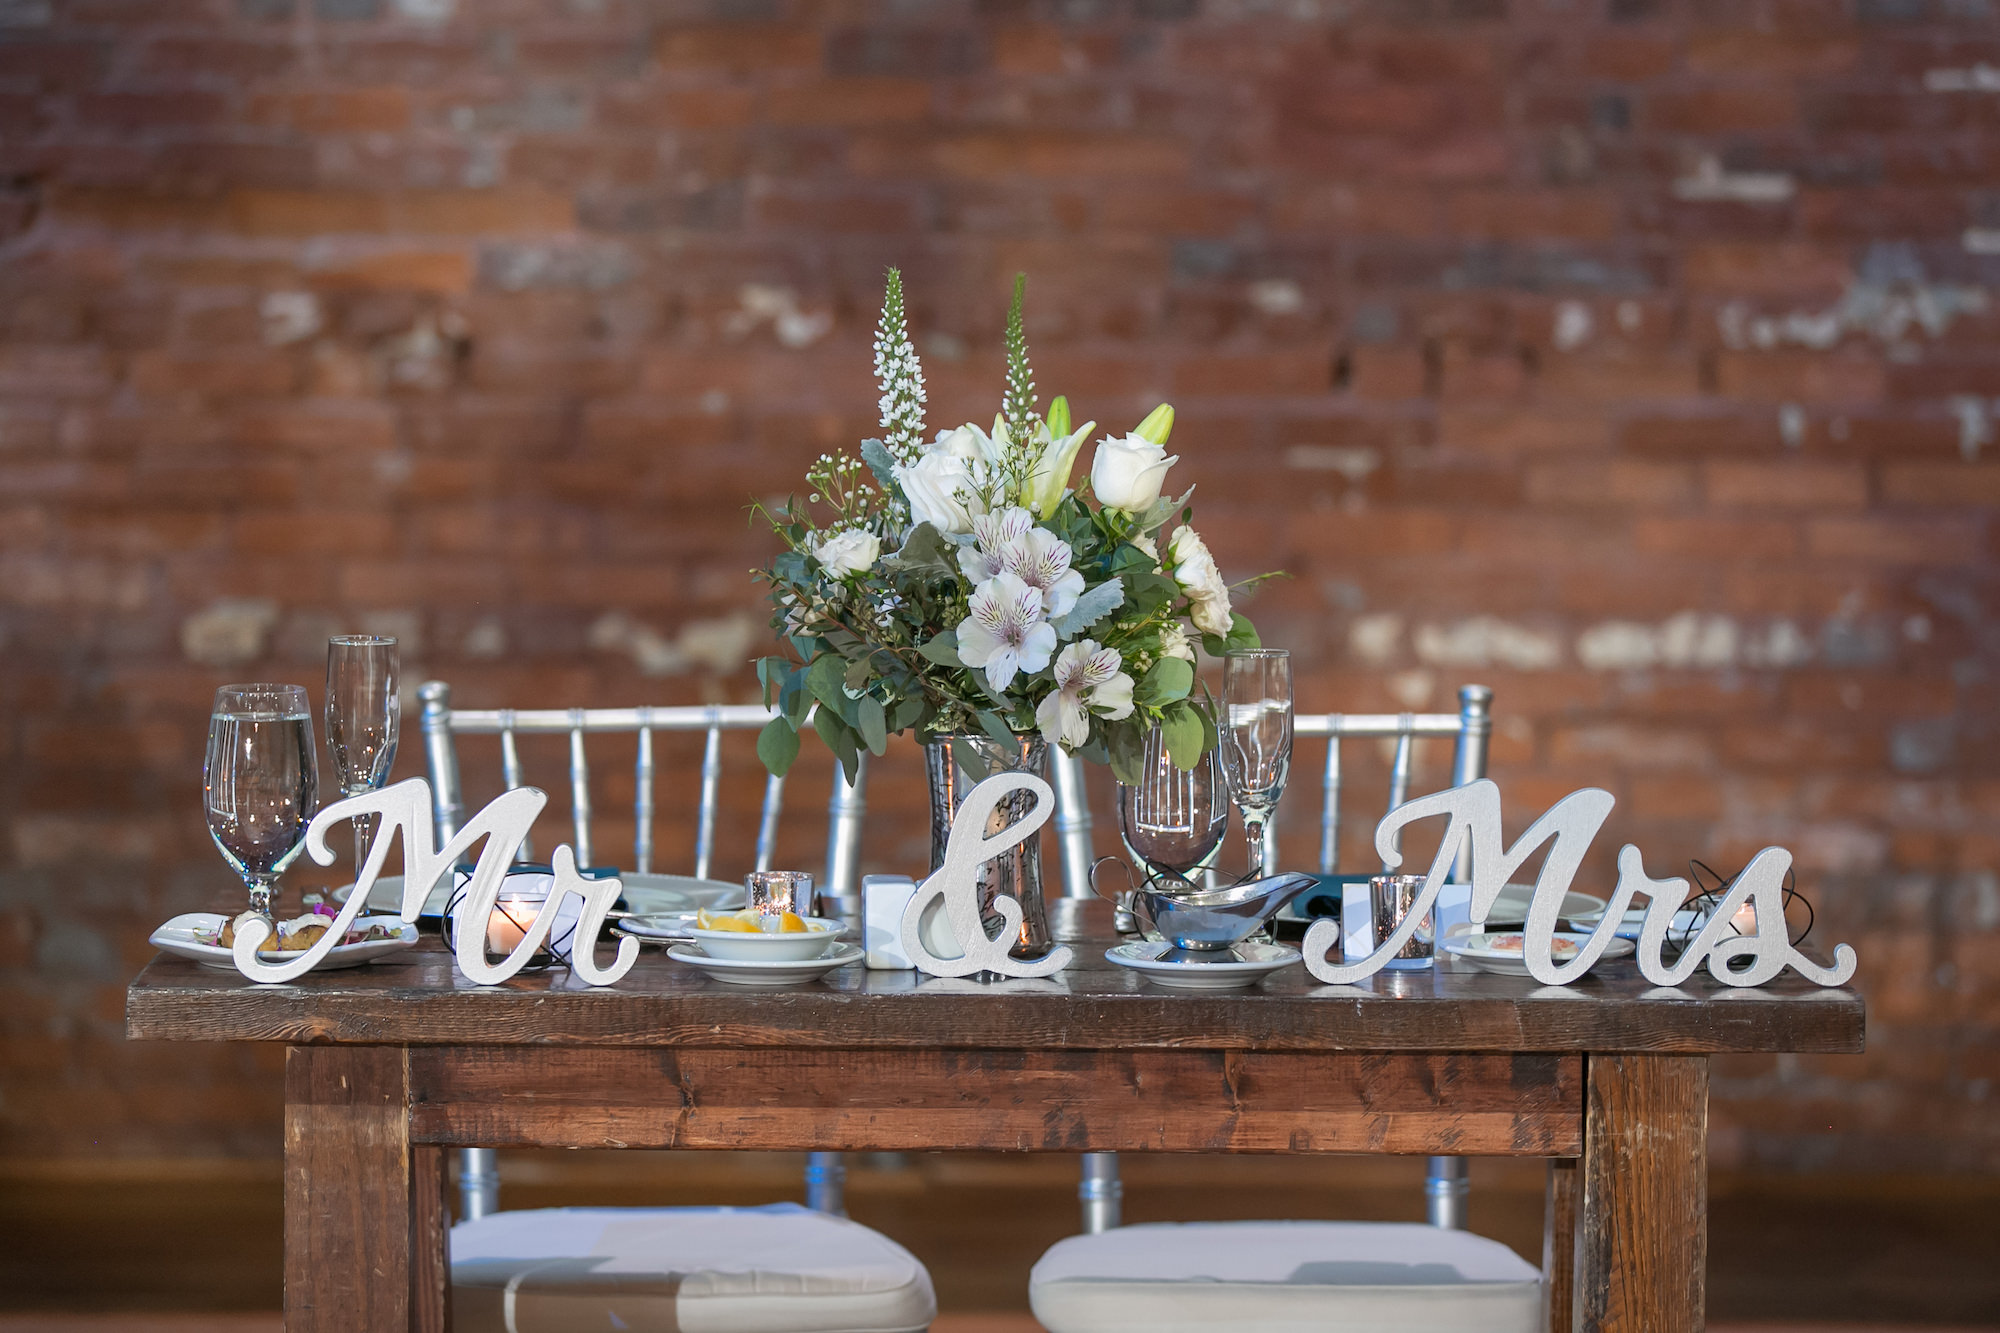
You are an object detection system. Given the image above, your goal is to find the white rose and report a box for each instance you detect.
[895,451,981,535]
[1090,433,1178,512]
[810,528,880,577]
[929,422,1002,471]
[1158,622,1196,662]
[1169,526,1234,638]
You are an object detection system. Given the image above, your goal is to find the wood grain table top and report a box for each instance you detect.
[127,911,1864,1055]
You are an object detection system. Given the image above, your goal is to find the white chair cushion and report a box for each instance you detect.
[452,1203,936,1333]
[1030,1220,1541,1333]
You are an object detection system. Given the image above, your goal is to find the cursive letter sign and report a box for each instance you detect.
[900,772,1072,979]
[1302,779,1856,989]
[228,776,638,986]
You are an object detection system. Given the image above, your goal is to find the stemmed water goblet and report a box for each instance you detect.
[1117,727,1230,887]
[1221,649,1293,880]
[325,635,400,871]
[204,684,320,921]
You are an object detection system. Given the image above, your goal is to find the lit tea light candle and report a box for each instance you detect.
[488,895,543,955]
[1730,900,1757,935]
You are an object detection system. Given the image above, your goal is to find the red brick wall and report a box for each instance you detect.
[1,0,1995,1171]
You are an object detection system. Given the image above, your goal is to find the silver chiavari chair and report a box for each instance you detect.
[417,681,868,1222]
[1027,686,1533,1333]
[1048,685,1495,1236]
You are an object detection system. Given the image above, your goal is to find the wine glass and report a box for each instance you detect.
[204,684,320,919]
[1221,649,1293,879]
[1117,727,1229,887]
[325,635,400,870]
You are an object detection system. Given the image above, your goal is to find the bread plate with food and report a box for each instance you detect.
[150,909,419,971]
[1441,929,1635,977]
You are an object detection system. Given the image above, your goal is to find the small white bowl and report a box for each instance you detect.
[685,915,843,962]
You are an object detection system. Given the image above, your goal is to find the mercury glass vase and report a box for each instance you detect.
[923,733,1056,961]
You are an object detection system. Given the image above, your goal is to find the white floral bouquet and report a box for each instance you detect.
[754,271,1264,785]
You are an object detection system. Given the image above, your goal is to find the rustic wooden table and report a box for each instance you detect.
[126,907,1863,1333]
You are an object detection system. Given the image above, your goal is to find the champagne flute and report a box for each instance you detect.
[325,635,400,870]
[1117,727,1230,886]
[204,684,320,919]
[1221,649,1293,879]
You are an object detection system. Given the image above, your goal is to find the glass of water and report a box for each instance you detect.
[204,684,320,918]
[325,635,400,869]
[1221,649,1293,879]
[1117,727,1229,886]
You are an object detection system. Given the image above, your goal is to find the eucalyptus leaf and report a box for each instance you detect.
[857,695,888,755]
[916,631,963,667]
[1162,703,1204,771]
[805,653,849,713]
[1106,718,1146,786]
[1050,577,1125,639]
[1135,656,1194,707]
[889,693,930,733]
[755,656,788,705]
[814,707,861,784]
[1124,569,1180,618]
[843,655,875,691]
[779,668,811,729]
[951,737,992,782]
[1200,612,1263,658]
[975,709,1019,749]
[756,716,800,777]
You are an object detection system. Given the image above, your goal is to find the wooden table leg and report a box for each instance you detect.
[1543,1157,1577,1333]
[285,1046,449,1332]
[1571,1054,1708,1333]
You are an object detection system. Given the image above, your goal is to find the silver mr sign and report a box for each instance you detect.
[227,776,639,986]
[1302,779,1858,989]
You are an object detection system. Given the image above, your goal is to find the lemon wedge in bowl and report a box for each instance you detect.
[683,912,839,962]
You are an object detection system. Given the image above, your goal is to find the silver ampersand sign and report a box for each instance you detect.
[1302,779,1857,990]
[900,771,1073,979]
[227,776,639,986]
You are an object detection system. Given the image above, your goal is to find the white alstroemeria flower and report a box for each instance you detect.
[959,507,1085,618]
[1034,639,1136,749]
[956,571,1056,692]
[960,507,1034,584]
[810,527,880,577]
[1158,622,1196,662]
[1169,525,1234,638]
[1090,433,1177,512]
[1010,524,1085,619]
[896,451,982,535]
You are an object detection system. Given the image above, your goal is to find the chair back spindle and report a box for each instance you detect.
[634,713,655,875]
[696,719,724,881]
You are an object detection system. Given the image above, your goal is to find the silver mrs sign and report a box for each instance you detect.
[227,776,639,987]
[901,772,1073,979]
[1302,779,1858,989]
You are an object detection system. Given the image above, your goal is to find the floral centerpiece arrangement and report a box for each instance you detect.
[754,271,1262,789]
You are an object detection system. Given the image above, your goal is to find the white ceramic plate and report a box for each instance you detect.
[1483,884,1609,925]
[684,916,844,962]
[331,871,734,919]
[1105,940,1301,991]
[1566,902,1705,940]
[149,913,419,972]
[667,940,863,987]
[1442,930,1636,977]
[614,912,702,944]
